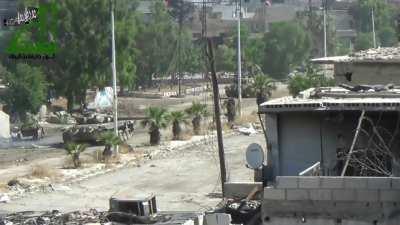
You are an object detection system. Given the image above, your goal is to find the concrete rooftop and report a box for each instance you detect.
[312,47,400,64]
[259,87,400,113]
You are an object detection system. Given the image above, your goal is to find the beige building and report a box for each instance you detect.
[312,47,400,85]
[0,109,10,139]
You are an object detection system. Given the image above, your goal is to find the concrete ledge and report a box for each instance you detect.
[276,176,298,189]
[223,182,262,199]
[320,177,344,189]
[356,190,379,202]
[264,187,286,200]
[298,176,320,189]
[262,201,392,221]
[380,190,400,202]
[332,189,356,201]
[286,189,309,201]
[391,177,400,189]
[344,177,368,189]
[367,177,391,189]
[309,189,332,201]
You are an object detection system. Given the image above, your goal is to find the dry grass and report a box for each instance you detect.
[30,164,60,180]
[235,113,259,125]
[179,130,193,141]
[222,122,233,132]
[80,149,103,165]
[62,157,74,169]
[105,154,121,167]
[119,143,134,154]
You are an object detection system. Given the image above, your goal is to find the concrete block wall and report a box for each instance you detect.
[263,176,400,202]
[262,176,400,225]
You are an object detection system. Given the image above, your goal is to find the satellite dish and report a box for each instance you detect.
[246,143,264,169]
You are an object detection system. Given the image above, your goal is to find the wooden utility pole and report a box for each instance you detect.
[206,38,227,195]
[341,110,366,176]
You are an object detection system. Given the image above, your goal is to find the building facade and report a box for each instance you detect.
[313,47,400,85]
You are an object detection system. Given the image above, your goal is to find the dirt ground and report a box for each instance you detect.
[0,134,265,214]
[0,85,288,213]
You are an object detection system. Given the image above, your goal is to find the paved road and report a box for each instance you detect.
[0,134,265,214]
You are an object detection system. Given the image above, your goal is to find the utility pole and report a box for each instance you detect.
[207,38,227,196]
[110,0,118,136]
[236,0,242,116]
[372,8,377,48]
[323,0,327,57]
[308,0,313,29]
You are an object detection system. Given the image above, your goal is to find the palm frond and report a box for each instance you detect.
[99,131,122,146]
[185,102,208,118]
[65,142,88,155]
[143,107,170,130]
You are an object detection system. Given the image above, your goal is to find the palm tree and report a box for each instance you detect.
[65,142,88,168]
[99,132,122,161]
[252,74,276,105]
[185,102,208,135]
[168,111,189,140]
[141,107,170,145]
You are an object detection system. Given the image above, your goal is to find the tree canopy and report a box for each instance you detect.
[2,63,47,118]
[349,0,398,48]
[262,21,311,79]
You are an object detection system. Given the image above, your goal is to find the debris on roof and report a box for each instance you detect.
[259,85,400,113]
[311,47,400,64]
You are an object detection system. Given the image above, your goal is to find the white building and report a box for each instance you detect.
[0,109,10,139]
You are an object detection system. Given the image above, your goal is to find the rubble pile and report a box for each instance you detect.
[3,179,57,201]
[224,200,261,224]
[350,47,400,61]
[0,209,108,225]
[0,210,178,225]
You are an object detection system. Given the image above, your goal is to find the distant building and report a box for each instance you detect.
[312,47,400,85]
[0,0,17,22]
[0,105,10,140]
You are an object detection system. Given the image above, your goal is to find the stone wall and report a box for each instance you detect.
[262,176,400,225]
[334,62,400,85]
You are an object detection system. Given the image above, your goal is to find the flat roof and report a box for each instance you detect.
[312,47,400,64]
[259,87,400,113]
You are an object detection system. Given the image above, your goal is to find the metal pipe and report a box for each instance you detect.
[110,0,118,136]
[372,8,377,48]
[323,0,327,57]
[237,0,242,116]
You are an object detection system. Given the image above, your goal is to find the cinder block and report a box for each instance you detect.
[264,187,286,200]
[356,190,379,202]
[391,177,400,189]
[309,189,332,201]
[367,177,391,189]
[286,189,309,201]
[275,176,298,189]
[380,190,400,202]
[344,177,368,189]
[332,189,356,201]
[298,177,320,189]
[320,177,344,189]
